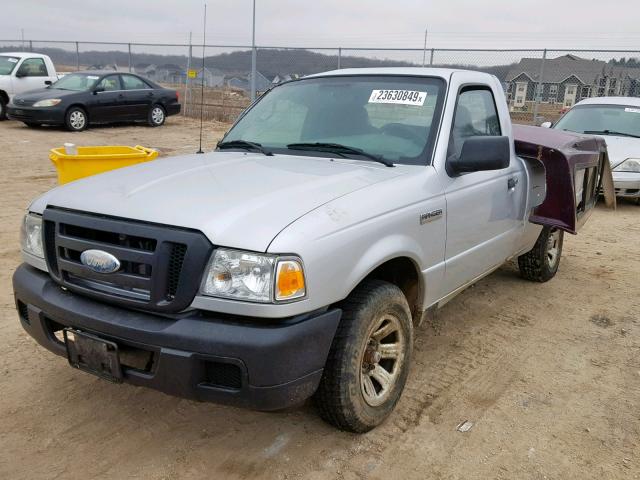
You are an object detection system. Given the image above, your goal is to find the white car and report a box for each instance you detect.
[544,97,640,202]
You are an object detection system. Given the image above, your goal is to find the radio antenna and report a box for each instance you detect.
[196,3,207,154]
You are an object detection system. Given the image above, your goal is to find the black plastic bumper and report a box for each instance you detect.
[13,264,341,410]
[6,105,65,124]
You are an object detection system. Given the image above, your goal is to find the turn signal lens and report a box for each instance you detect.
[276,260,306,301]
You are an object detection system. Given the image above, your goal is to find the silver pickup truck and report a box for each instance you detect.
[13,68,604,432]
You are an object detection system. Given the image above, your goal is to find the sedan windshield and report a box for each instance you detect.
[554,104,640,138]
[223,75,445,165]
[51,73,101,91]
[0,56,20,75]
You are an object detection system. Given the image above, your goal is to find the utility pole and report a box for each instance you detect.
[250,0,257,102]
[21,29,25,49]
[421,28,428,67]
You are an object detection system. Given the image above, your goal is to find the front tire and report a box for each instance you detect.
[65,107,88,132]
[148,104,166,127]
[314,279,413,433]
[518,226,564,282]
[0,97,7,120]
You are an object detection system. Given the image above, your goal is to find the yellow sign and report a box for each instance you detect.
[187,69,198,79]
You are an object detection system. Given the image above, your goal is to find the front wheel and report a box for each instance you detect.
[148,104,166,127]
[0,97,7,120]
[518,226,564,282]
[314,279,413,433]
[65,107,88,132]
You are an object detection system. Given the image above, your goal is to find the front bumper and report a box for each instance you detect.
[13,264,341,410]
[612,171,640,198]
[6,104,65,125]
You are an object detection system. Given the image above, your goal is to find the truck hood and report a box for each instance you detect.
[596,135,640,168]
[32,151,406,252]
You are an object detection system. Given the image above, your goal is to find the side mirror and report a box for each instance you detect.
[92,86,105,94]
[449,136,510,175]
[14,71,26,78]
[45,80,52,86]
[540,121,552,129]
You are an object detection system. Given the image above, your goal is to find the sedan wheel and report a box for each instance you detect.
[148,105,165,127]
[65,108,87,132]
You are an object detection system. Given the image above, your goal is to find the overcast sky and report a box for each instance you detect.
[5,0,640,50]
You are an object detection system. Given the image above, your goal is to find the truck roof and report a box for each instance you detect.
[1,52,50,59]
[307,67,492,80]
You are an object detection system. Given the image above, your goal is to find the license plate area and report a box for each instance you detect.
[64,328,123,383]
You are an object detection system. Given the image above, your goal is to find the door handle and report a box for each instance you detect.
[507,177,519,190]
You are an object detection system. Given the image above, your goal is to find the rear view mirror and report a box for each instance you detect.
[540,121,552,128]
[449,136,510,175]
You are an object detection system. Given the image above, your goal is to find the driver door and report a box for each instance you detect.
[13,58,51,95]
[439,78,525,295]
[88,75,122,122]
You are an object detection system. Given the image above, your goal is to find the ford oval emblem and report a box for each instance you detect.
[80,249,121,274]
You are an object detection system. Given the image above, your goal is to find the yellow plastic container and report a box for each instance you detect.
[49,145,159,184]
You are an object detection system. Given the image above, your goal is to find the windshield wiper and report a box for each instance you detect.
[583,129,640,139]
[217,140,273,156]
[286,142,394,167]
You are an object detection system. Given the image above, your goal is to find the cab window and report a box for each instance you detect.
[448,87,501,161]
[16,58,48,77]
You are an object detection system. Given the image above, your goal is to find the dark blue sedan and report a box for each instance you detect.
[7,71,181,131]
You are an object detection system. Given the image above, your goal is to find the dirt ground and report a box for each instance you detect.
[0,117,638,480]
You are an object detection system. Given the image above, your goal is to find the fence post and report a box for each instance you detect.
[338,47,342,69]
[250,46,257,102]
[184,41,192,116]
[429,48,434,66]
[29,40,33,52]
[128,43,132,72]
[532,49,547,125]
[75,42,80,71]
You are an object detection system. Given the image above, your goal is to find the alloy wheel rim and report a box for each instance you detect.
[70,111,85,130]
[360,313,406,407]
[152,107,164,124]
[546,229,561,268]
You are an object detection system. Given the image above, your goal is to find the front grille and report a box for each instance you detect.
[43,207,213,313]
[168,243,188,298]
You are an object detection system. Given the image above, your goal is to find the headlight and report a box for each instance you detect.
[33,99,62,107]
[20,213,44,258]
[613,158,640,173]
[201,249,306,303]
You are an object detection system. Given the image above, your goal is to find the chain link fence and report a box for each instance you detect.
[2,40,640,125]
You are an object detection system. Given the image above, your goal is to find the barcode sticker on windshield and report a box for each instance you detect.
[625,107,640,114]
[369,90,427,106]
[8,58,18,63]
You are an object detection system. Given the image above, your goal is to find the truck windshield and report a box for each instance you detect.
[0,56,21,75]
[555,104,640,138]
[51,73,101,91]
[223,75,446,165]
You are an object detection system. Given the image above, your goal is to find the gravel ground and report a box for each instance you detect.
[0,117,638,480]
